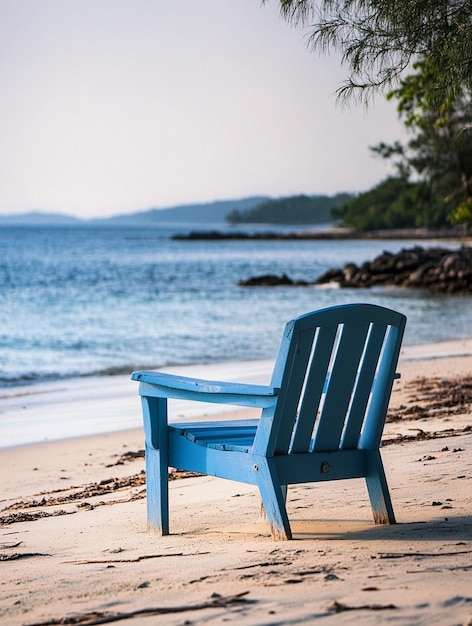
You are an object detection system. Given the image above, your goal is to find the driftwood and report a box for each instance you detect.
[328,600,397,612]
[25,592,252,626]
[376,550,472,559]
[67,551,210,565]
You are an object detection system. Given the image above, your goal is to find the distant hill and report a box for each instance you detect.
[0,197,271,226]
[0,211,80,225]
[0,194,349,226]
[102,197,270,225]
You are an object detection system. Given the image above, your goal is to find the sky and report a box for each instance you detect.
[0,0,407,219]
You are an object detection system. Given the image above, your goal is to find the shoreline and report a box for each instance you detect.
[1,340,471,625]
[172,226,471,241]
[1,337,471,450]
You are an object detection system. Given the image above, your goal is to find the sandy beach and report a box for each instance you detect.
[1,340,471,625]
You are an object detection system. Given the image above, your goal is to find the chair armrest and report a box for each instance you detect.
[131,371,279,409]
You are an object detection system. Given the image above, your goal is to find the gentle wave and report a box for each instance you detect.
[1,224,471,390]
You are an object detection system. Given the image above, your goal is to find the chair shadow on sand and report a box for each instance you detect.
[288,514,472,542]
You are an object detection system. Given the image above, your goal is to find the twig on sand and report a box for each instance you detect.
[0,552,50,561]
[66,551,210,565]
[382,425,472,446]
[328,600,397,612]
[375,549,472,559]
[25,591,252,625]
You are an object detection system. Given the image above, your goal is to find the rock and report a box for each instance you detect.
[238,273,295,287]
[239,246,472,293]
[314,246,472,294]
[238,273,311,287]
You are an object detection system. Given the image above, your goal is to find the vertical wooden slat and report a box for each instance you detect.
[270,326,317,454]
[312,321,370,451]
[290,324,338,453]
[254,320,316,456]
[252,319,298,456]
[360,325,402,449]
[341,324,386,449]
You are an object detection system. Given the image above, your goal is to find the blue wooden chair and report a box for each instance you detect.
[132,303,406,540]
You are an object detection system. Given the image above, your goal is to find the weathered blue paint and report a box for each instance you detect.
[132,303,406,540]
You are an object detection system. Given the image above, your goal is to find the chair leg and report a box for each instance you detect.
[364,449,396,525]
[255,459,292,540]
[260,484,288,519]
[145,444,169,534]
[141,396,169,535]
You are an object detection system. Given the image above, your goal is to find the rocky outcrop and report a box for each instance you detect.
[239,246,472,294]
[314,246,472,294]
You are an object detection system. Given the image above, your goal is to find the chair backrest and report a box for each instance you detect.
[253,304,406,457]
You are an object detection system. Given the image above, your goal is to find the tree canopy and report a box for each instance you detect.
[227,193,352,224]
[400,64,471,194]
[263,1,472,231]
[333,59,472,231]
[268,0,472,103]
[332,176,450,230]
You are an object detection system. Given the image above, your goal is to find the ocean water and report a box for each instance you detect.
[1,224,471,388]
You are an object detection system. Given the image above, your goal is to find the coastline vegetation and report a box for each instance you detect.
[335,59,472,232]
[226,57,472,233]
[260,1,472,234]
[226,193,352,225]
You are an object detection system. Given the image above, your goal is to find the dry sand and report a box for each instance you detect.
[1,343,472,625]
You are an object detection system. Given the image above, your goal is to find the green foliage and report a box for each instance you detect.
[394,61,472,195]
[337,60,472,231]
[268,0,472,104]
[370,59,472,228]
[226,193,352,225]
[265,1,472,232]
[334,176,451,231]
[449,197,472,229]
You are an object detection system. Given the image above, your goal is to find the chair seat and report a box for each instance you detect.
[169,419,259,452]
